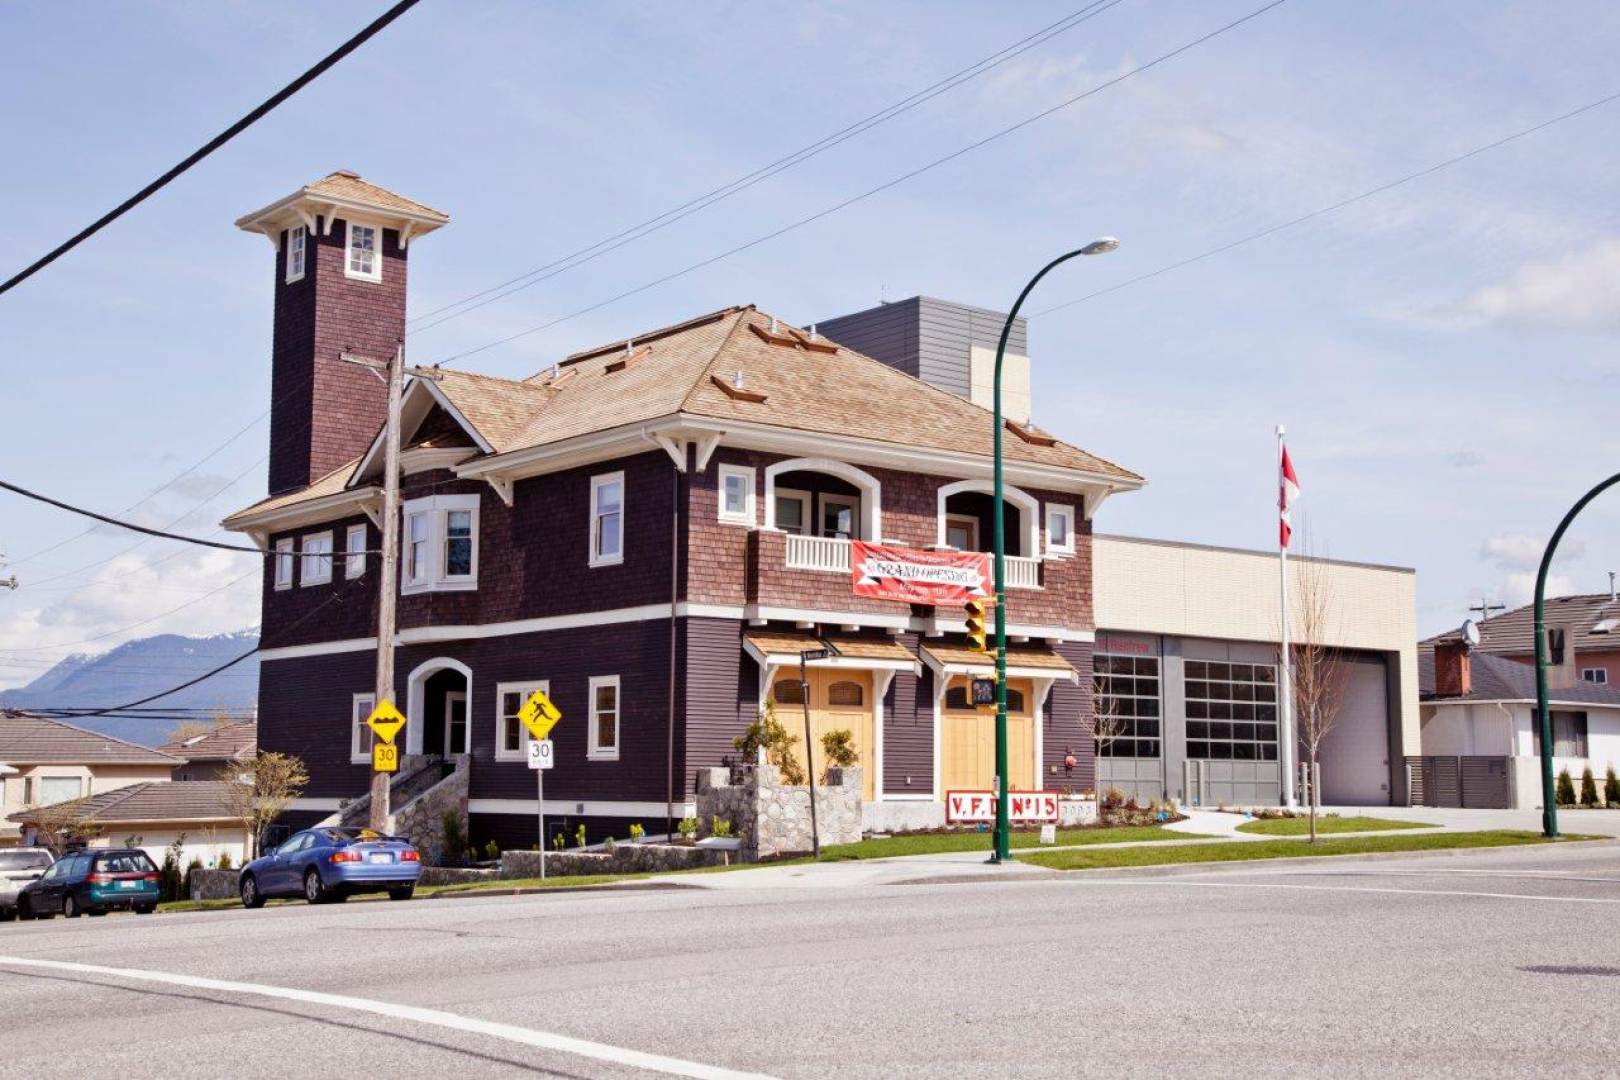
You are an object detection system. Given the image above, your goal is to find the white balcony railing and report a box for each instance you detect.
[785,533,853,573]
[1005,555,1041,590]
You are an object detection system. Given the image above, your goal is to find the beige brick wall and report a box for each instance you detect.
[1093,534,1419,753]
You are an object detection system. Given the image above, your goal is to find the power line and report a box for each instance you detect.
[0,0,422,297]
[0,570,259,654]
[1032,88,1620,318]
[404,0,1127,335]
[0,477,269,554]
[432,0,1292,369]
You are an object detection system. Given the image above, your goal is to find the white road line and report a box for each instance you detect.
[0,955,775,1080]
[1070,879,1620,904]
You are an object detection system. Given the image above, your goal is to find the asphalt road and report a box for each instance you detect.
[3,842,1619,1078]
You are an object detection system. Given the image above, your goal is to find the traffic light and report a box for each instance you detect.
[964,596,989,652]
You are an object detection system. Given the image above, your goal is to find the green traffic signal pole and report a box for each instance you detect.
[1533,471,1620,838]
[989,238,1117,864]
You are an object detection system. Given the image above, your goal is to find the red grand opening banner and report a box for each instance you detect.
[850,541,990,605]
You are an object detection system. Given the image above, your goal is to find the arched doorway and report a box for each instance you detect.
[406,657,472,757]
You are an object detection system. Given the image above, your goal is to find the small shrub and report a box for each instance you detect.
[628,823,645,842]
[1556,768,1577,807]
[677,816,699,841]
[484,839,500,862]
[216,851,232,871]
[575,823,588,849]
[440,810,468,867]
[820,729,859,781]
[712,816,733,838]
[1605,766,1620,807]
[551,832,567,851]
[1581,768,1600,808]
[733,703,806,785]
[603,836,616,853]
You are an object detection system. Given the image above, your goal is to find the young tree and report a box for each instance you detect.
[1091,675,1128,762]
[28,799,102,856]
[1288,547,1348,843]
[223,751,309,860]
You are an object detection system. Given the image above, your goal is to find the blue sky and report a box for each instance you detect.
[3,0,1619,688]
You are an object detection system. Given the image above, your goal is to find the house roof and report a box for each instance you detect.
[234,170,449,237]
[1418,647,1620,707]
[920,642,1079,675]
[158,720,256,763]
[7,781,240,826]
[301,171,448,221]
[1424,593,1620,655]
[0,712,183,766]
[225,305,1142,527]
[743,630,916,666]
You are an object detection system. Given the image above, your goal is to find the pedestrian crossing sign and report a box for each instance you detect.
[518,689,562,741]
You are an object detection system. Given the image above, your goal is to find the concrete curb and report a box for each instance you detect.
[423,880,697,900]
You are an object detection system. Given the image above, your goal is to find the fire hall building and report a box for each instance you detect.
[223,173,1146,844]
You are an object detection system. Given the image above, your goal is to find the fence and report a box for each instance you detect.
[1404,755,1511,809]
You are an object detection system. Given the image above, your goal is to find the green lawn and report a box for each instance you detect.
[1235,815,1431,837]
[1022,830,1593,871]
[817,824,1198,861]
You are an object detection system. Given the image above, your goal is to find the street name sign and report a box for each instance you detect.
[365,700,406,745]
[527,738,554,770]
[518,689,562,741]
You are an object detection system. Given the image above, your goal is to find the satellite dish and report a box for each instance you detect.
[1461,619,1481,648]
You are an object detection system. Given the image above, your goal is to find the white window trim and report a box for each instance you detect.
[495,679,549,762]
[1581,667,1608,685]
[344,220,383,283]
[772,487,811,536]
[351,692,376,764]
[717,464,756,526]
[1046,503,1077,557]
[400,494,480,595]
[944,513,979,552]
[345,523,367,579]
[587,674,621,761]
[819,493,860,539]
[589,471,625,568]
[274,538,295,590]
[300,530,334,586]
[284,224,306,284]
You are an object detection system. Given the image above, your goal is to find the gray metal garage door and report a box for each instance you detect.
[1316,657,1390,805]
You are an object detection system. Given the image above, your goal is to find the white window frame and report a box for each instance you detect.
[587,674,621,761]
[717,464,756,526]
[945,513,979,552]
[274,538,295,590]
[1046,503,1076,557]
[344,220,382,283]
[495,679,549,762]
[400,494,480,594]
[1582,667,1608,685]
[300,530,334,586]
[351,693,376,764]
[37,775,82,806]
[819,493,860,540]
[589,471,625,568]
[773,487,811,536]
[284,224,306,284]
[345,523,367,579]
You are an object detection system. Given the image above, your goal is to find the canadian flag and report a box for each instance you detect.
[1279,445,1301,549]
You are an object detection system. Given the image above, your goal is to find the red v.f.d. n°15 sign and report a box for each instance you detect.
[851,541,990,605]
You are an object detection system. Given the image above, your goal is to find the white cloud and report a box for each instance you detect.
[1505,572,1575,609]
[1456,241,1620,330]
[1481,533,1584,572]
[0,548,259,691]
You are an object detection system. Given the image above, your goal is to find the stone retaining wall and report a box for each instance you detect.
[695,764,863,860]
[501,842,732,878]
[188,868,241,901]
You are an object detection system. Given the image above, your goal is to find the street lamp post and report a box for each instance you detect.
[1532,471,1620,839]
[989,238,1118,864]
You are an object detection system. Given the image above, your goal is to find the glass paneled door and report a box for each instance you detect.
[445,691,469,756]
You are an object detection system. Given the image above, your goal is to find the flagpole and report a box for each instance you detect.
[1277,425,1297,809]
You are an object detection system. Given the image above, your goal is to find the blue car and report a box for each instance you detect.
[239,827,421,908]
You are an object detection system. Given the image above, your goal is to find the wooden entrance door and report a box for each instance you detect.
[940,677,1036,794]
[770,669,876,800]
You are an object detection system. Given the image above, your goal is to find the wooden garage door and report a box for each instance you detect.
[940,677,1036,794]
[770,669,876,800]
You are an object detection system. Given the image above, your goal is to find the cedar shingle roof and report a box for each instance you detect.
[158,720,256,763]
[7,781,240,825]
[0,712,182,766]
[743,630,916,665]
[303,170,448,221]
[226,305,1141,524]
[1424,593,1620,656]
[920,642,1078,673]
[1418,647,1620,706]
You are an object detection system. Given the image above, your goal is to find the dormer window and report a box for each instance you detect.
[285,225,306,283]
[401,494,478,593]
[345,222,381,282]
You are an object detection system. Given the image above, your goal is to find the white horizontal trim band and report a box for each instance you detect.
[469,799,696,818]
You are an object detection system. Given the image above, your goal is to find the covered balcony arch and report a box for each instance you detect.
[404,656,472,758]
[763,457,883,539]
[936,479,1042,589]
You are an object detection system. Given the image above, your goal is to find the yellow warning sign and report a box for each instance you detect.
[372,742,400,773]
[365,700,407,745]
[518,689,562,741]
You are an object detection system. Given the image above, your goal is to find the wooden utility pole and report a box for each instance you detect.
[344,344,405,833]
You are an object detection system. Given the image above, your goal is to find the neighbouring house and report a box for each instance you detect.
[1425,587,1620,689]
[1418,641,1620,810]
[7,782,251,868]
[220,171,1144,845]
[0,712,183,846]
[159,720,257,781]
